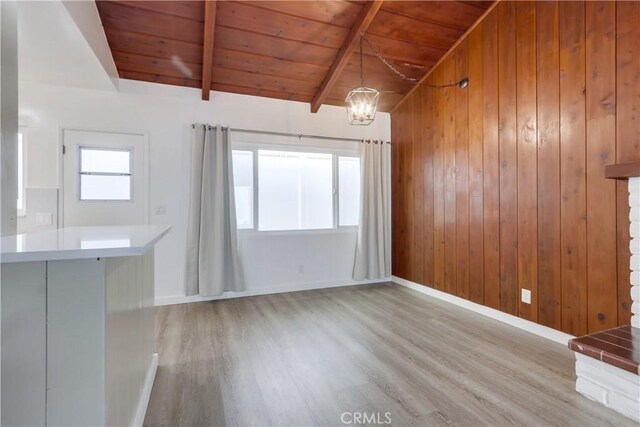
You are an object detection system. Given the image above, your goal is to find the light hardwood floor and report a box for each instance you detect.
[144,283,634,427]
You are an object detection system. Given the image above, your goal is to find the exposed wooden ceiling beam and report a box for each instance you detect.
[201,0,217,101]
[310,0,384,113]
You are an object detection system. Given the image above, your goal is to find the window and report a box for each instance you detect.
[232,150,254,229]
[338,156,361,226]
[17,132,25,215]
[259,150,333,231]
[79,147,132,201]
[232,146,361,231]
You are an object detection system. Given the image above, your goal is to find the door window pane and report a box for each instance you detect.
[232,150,254,229]
[258,150,333,231]
[80,175,131,201]
[338,156,361,226]
[79,147,132,201]
[81,148,130,174]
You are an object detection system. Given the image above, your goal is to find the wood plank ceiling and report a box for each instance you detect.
[95,1,493,111]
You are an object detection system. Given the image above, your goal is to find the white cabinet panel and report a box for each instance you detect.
[47,258,106,426]
[1,261,47,426]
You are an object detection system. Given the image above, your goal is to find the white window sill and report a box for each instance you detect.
[238,227,358,237]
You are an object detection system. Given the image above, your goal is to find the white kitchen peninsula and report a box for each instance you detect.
[1,225,170,427]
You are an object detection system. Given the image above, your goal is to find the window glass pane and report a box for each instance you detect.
[81,148,130,174]
[258,150,333,231]
[339,156,361,226]
[17,133,23,211]
[80,175,131,200]
[232,150,254,229]
[258,151,302,231]
[301,153,333,229]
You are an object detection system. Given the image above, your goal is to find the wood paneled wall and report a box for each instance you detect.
[391,0,640,336]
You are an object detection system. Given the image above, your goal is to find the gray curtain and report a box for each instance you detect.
[353,140,391,281]
[185,124,245,296]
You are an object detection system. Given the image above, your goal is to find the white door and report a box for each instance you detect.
[62,129,147,226]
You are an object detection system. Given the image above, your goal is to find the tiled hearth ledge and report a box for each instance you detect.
[567,162,640,422]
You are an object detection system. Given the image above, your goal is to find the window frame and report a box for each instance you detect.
[232,141,360,234]
[77,145,134,202]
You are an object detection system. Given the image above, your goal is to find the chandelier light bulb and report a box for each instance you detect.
[346,33,379,125]
[346,86,379,125]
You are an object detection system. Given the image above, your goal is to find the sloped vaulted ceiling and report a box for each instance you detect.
[95,1,493,111]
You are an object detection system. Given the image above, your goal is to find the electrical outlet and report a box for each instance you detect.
[297,264,304,274]
[521,288,532,304]
[154,205,167,215]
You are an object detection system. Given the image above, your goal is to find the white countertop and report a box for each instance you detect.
[1,225,171,263]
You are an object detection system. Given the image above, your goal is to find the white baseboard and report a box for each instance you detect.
[155,278,389,306]
[392,276,574,346]
[133,352,158,427]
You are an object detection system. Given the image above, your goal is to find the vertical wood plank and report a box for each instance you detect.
[455,40,470,299]
[422,81,435,286]
[391,111,398,276]
[402,102,412,281]
[616,0,640,326]
[516,1,538,322]
[482,8,501,310]
[585,0,617,333]
[391,108,401,277]
[536,0,562,330]
[468,23,485,305]
[433,66,446,291]
[396,103,407,279]
[559,0,588,336]
[443,55,458,295]
[405,98,415,282]
[498,1,518,316]
[412,92,425,285]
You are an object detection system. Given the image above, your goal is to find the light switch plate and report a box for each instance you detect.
[521,288,532,304]
[35,212,53,226]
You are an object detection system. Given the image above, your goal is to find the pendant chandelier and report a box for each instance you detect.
[345,34,379,126]
[346,34,469,125]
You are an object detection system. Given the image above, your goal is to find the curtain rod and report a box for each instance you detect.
[227,127,363,143]
[192,124,390,144]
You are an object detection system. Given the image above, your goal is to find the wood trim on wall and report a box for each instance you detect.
[605,162,640,180]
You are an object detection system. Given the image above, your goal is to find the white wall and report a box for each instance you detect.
[17,1,116,91]
[19,80,391,301]
[1,0,19,237]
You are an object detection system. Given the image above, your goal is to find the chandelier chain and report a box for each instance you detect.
[361,35,466,89]
[359,33,365,87]
[361,35,418,84]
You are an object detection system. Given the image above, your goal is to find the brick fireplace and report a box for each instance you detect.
[632,176,640,329]
[568,162,640,422]
[607,162,640,328]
